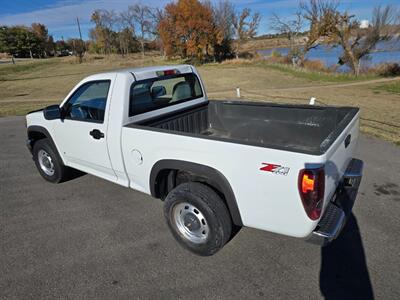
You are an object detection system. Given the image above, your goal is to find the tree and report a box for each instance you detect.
[54,40,72,56]
[123,4,154,57]
[31,23,53,57]
[117,28,140,55]
[158,0,217,60]
[330,5,396,75]
[0,26,41,58]
[232,8,261,59]
[147,8,165,56]
[211,0,235,61]
[271,0,338,66]
[68,38,85,63]
[90,9,118,54]
[270,12,303,65]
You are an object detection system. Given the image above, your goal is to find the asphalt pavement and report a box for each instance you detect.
[1,116,399,299]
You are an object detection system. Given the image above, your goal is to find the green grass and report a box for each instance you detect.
[0,60,56,81]
[373,82,400,95]
[1,55,399,145]
[0,101,55,117]
[258,62,379,83]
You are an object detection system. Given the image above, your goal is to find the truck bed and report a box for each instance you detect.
[131,100,359,155]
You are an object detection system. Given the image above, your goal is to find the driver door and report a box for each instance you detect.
[52,78,117,182]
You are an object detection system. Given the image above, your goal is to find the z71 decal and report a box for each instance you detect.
[260,163,290,176]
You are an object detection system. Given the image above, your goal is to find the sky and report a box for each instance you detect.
[0,0,398,40]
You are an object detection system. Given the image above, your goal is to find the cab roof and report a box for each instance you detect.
[86,64,194,82]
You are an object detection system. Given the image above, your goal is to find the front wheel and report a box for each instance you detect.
[33,138,68,183]
[164,182,232,256]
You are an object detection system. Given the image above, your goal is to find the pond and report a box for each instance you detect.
[258,39,400,72]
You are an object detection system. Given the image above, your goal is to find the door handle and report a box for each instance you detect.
[344,134,351,148]
[89,129,104,140]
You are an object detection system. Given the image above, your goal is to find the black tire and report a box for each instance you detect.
[33,138,68,183]
[164,182,232,256]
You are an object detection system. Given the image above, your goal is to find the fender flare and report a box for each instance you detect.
[27,126,63,162]
[150,159,243,226]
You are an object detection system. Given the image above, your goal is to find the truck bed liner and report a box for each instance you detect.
[129,100,358,155]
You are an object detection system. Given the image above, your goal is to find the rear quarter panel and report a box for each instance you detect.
[121,126,325,238]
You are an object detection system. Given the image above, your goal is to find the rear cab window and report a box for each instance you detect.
[129,73,203,117]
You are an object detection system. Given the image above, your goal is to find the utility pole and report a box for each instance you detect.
[76,17,85,63]
[76,17,83,41]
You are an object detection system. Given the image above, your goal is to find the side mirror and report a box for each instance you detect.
[151,86,167,98]
[43,105,61,120]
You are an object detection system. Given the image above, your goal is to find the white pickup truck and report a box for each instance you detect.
[26,65,363,256]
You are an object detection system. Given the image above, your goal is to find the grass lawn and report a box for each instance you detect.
[261,62,379,83]
[373,81,400,95]
[0,55,399,144]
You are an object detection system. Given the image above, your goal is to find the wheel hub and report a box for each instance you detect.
[173,202,209,244]
[183,213,201,231]
[38,149,55,176]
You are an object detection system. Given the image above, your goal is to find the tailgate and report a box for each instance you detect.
[322,111,360,208]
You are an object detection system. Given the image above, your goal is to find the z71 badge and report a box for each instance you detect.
[260,163,290,176]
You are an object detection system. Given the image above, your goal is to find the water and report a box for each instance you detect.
[258,39,400,72]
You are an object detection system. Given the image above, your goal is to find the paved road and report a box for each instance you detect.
[1,116,399,299]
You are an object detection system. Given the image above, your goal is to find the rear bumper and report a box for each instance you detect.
[307,158,364,246]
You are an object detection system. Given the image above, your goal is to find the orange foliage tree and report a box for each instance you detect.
[158,0,220,59]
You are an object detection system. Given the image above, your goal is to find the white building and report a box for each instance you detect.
[360,20,370,29]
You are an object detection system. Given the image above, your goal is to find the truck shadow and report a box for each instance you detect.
[319,213,374,300]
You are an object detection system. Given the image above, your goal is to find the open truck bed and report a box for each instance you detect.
[133,100,359,155]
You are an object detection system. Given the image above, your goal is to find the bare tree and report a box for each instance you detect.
[300,0,338,60]
[147,8,165,56]
[212,0,235,60]
[90,9,118,54]
[68,38,85,63]
[120,7,136,36]
[271,0,339,66]
[331,5,396,75]
[123,4,153,57]
[270,12,303,65]
[233,8,261,59]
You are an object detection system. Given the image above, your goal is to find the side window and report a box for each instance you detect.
[63,81,110,122]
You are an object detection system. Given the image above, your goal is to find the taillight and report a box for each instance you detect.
[298,167,325,220]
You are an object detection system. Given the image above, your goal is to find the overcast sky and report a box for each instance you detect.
[0,0,397,40]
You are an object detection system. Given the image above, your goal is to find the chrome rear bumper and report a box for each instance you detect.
[308,158,364,246]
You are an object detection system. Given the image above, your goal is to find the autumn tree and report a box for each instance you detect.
[330,5,396,75]
[31,23,54,57]
[158,0,217,60]
[233,8,261,59]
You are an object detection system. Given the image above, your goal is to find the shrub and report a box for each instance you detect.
[220,58,254,65]
[371,63,400,77]
[265,54,291,65]
[302,59,326,72]
[270,50,282,58]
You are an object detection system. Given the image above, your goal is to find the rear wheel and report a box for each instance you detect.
[164,182,232,256]
[33,139,68,183]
